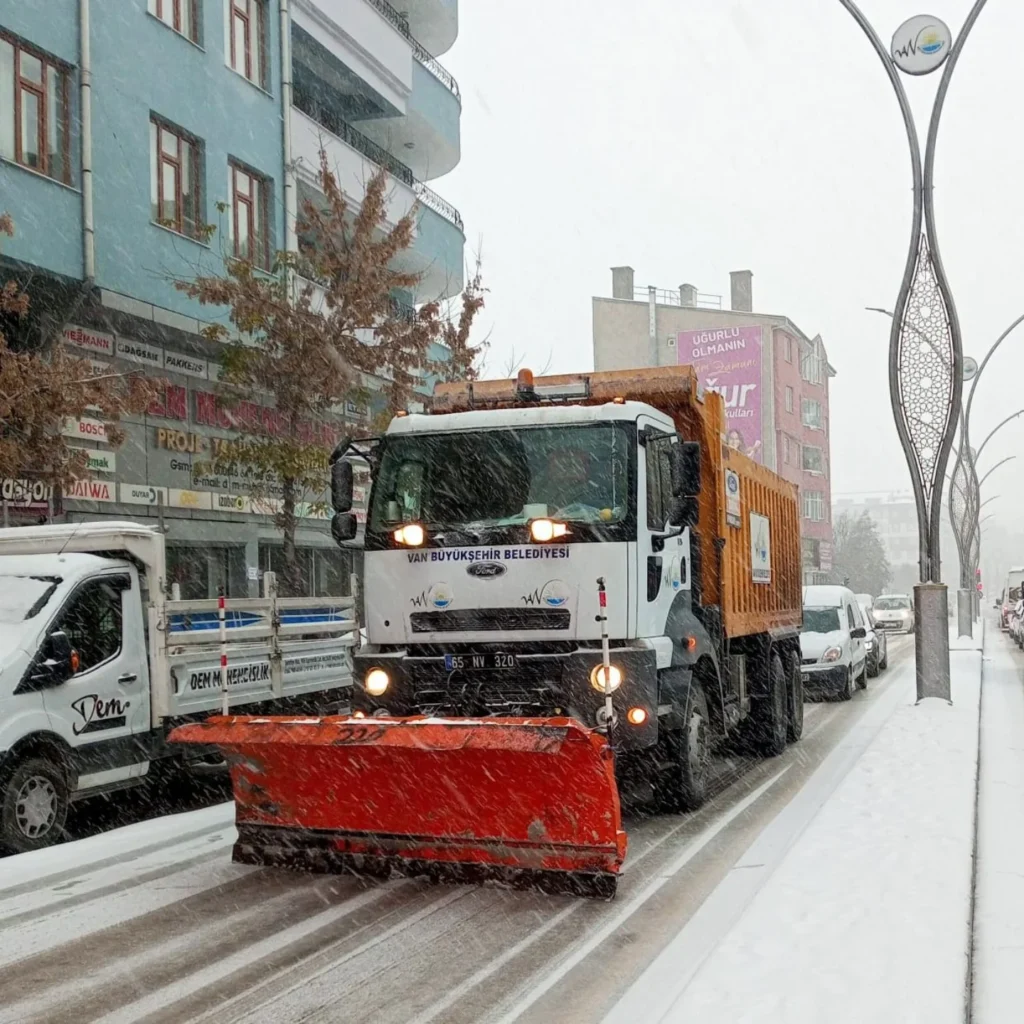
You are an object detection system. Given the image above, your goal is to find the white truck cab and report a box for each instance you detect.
[0,522,357,852]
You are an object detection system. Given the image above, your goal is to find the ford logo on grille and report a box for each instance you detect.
[467,561,506,579]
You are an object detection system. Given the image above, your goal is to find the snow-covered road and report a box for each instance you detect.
[0,637,914,1024]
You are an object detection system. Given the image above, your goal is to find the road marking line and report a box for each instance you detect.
[492,765,791,1024]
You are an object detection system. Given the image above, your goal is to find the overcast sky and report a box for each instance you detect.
[439,0,1024,536]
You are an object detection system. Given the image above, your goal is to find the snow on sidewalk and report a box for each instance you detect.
[607,633,982,1024]
[971,629,1024,1022]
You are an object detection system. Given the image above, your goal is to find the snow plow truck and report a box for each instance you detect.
[171,365,804,899]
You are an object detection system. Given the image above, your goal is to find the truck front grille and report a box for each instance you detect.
[411,683,558,718]
[410,608,570,632]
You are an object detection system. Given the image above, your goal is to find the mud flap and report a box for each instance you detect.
[169,715,627,899]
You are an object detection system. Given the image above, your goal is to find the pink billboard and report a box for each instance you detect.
[677,325,764,463]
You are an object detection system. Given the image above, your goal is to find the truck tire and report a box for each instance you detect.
[753,653,788,757]
[1,756,70,854]
[786,654,804,743]
[654,684,710,814]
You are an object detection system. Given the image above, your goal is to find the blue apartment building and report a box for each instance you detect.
[0,0,464,597]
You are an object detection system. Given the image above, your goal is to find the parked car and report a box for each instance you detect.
[858,600,888,677]
[1000,569,1024,631]
[1011,600,1024,648]
[801,585,869,700]
[872,593,915,634]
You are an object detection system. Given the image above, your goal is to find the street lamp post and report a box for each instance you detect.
[842,0,989,700]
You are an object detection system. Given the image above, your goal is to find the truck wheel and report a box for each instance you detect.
[1,756,70,854]
[786,655,804,743]
[654,685,710,814]
[754,653,788,757]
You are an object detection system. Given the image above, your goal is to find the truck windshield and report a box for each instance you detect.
[0,576,61,623]
[874,596,910,610]
[369,424,632,534]
[803,607,841,633]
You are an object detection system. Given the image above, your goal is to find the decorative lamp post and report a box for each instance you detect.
[840,2,989,700]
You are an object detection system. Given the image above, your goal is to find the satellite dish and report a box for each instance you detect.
[963,356,979,381]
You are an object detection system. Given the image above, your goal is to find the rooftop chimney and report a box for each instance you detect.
[611,266,634,300]
[730,270,753,312]
[680,283,698,307]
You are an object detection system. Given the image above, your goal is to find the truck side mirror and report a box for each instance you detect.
[331,512,358,545]
[671,442,701,498]
[331,460,354,514]
[668,496,699,529]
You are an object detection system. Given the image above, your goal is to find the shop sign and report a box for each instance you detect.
[116,336,163,369]
[252,496,282,516]
[67,478,116,502]
[120,484,167,506]
[62,417,109,442]
[1,479,53,509]
[169,488,212,511]
[63,324,114,356]
[215,493,252,513]
[71,448,116,473]
[164,352,209,379]
[156,428,208,453]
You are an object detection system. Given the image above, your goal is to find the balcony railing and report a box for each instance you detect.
[414,182,464,232]
[364,0,461,104]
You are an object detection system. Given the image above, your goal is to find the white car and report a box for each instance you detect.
[801,585,869,700]
[872,593,915,634]
[858,601,888,677]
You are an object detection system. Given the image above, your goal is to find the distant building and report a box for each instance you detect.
[593,267,836,584]
[832,491,960,595]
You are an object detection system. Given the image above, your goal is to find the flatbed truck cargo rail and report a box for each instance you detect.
[172,365,805,898]
[0,522,356,853]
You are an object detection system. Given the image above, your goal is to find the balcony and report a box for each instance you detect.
[364,0,461,93]
[292,0,461,182]
[394,0,458,57]
[291,107,464,299]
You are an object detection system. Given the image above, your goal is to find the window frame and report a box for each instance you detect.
[645,434,674,531]
[784,385,794,413]
[229,0,268,90]
[802,489,825,521]
[150,0,201,44]
[801,397,823,430]
[151,117,204,240]
[0,31,71,184]
[802,444,825,475]
[785,336,793,363]
[50,574,129,675]
[229,160,270,269]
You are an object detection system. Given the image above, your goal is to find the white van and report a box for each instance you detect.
[800,584,868,700]
[0,522,357,853]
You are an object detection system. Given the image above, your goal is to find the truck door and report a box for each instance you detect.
[638,421,689,641]
[41,572,151,789]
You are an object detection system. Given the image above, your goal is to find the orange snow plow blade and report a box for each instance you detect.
[169,715,627,899]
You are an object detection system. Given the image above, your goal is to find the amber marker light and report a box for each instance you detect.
[627,707,648,726]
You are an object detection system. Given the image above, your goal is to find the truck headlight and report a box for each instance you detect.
[590,664,623,693]
[364,667,391,696]
[822,646,843,663]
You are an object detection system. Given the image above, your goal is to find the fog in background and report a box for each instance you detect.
[440,0,1024,565]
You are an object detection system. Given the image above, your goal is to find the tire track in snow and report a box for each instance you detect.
[2,872,402,1024]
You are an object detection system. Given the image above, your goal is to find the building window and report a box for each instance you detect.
[785,336,793,363]
[0,33,70,183]
[150,118,203,239]
[228,0,268,90]
[802,397,822,429]
[230,161,269,268]
[785,385,794,413]
[148,0,200,44]
[802,445,825,475]
[782,434,791,464]
[803,490,825,521]
[800,350,823,385]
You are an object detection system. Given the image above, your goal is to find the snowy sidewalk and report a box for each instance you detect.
[971,626,1024,1022]
[606,627,983,1024]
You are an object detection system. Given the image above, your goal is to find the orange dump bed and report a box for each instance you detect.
[434,366,802,638]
